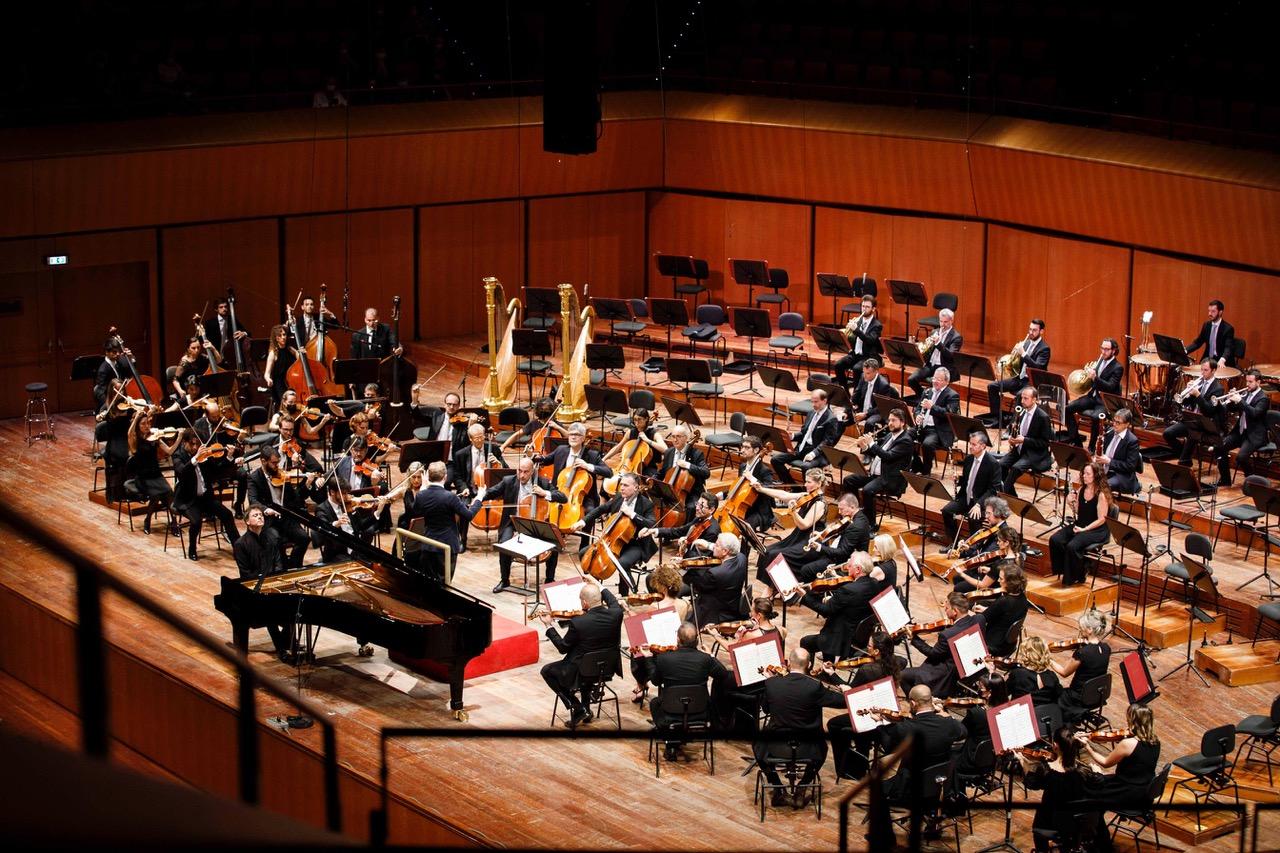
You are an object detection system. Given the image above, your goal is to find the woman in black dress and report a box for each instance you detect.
[1078,703,1162,809]
[1007,635,1062,707]
[955,671,1010,775]
[1052,609,1113,725]
[126,409,179,534]
[263,324,297,406]
[601,408,667,480]
[1050,461,1112,585]
[752,468,829,589]
[1020,727,1096,851]
[827,631,904,779]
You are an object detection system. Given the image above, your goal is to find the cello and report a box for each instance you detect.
[284,302,342,403]
[548,455,593,532]
[713,445,771,537]
[106,326,164,408]
[656,429,703,527]
[469,429,503,531]
[378,295,419,440]
[601,424,655,497]
[580,508,640,581]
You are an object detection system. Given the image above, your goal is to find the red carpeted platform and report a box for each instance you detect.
[390,612,540,681]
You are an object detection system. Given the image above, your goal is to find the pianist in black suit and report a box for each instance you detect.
[539,583,624,729]
[231,507,289,655]
[1185,298,1236,368]
[408,461,486,581]
[1216,370,1270,487]
[247,446,319,568]
[491,457,567,593]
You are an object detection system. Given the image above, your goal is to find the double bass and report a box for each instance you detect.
[284,302,342,403]
[225,287,268,410]
[106,326,164,408]
[305,283,342,373]
[378,295,418,440]
[192,311,240,417]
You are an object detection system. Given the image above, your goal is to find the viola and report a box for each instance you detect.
[656,430,703,527]
[678,515,715,556]
[630,643,677,655]
[1088,728,1133,743]
[943,697,986,709]
[857,706,909,722]
[581,509,641,581]
[949,523,1000,558]
[602,431,654,496]
[1014,747,1057,762]
[828,655,877,670]
[625,592,663,607]
[964,587,1006,601]
[810,574,853,591]
[548,455,593,532]
[706,619,754,636]
[1048,638,1087,653]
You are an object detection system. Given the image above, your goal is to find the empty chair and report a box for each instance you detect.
[767,312,806,370]
[1234,695,1280,786]
[704,411,747,476]
[916,291,957,337]
[755,268,791,314]
[682,303,727,360]
[1156,532,1214,609]
[1167,724,1239,825]
[1212,474,1270,554]
[493,406,530,446]
[674,258,710,306]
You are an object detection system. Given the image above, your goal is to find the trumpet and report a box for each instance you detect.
[1212,389,1244,406]
[1174,382,1201,405]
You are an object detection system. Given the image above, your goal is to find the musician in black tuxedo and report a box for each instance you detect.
[246,446,318,568]
[291,294,326,344]
[313,480,378,562]
[684,533,749,627]
[1216,369,1270,486]
[1000,387,1055,494]
[540,422,612,528]
[908,308,963,398]
[795,553,878,660]
[1162,359,1227,465]
[642,493,720,558]
[833,295,884,386]
[877,685,967,802]
[795,493,873,581]
[771,388,840,483]
[726,435,777,535]
[913,367,962,475]
[202,297,249,357]
[1064,338,1125,447]
[842,408,914,522]
[986,318,1051,428]
[491,457,567,592]
[753,647,845,807]
[1186,298,1236,368]
[899,591,985,698]
[350,307,402,360]
[942,430,1002,542]
[1095,408,1143,494]
[656,423,710,513]
[94,338,134,410]
[231,506,289,655]
[449,422,506,549]
[538,583,624,729]
[172,430,240,560]
[407,461,486,580]
[844,358,898,435]
[646,622,731,735]
[411,388,472,449]
[575,473,656,593]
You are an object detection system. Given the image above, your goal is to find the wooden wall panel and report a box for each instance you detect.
[418,201,524,341]
[0,160,35,237]
[527,193,646,301]
[663,121,808,201]
[646,193,728,302]
[1130,251,1280,368]
[162,220,280,363]
[985,226,1131,368]
[803,130,977,216]
[519,120,663,197]
[347,129,520,209]
[812,208,984,339]
[970,146,1280,273]
[285,210,414,332]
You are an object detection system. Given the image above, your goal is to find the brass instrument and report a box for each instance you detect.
[1067,359,1098,396]
[916,330,941,360]
[1212,389,1245,406]
[843,306,873,345]
[1174,381,1201,405]
[996,337,1028,380]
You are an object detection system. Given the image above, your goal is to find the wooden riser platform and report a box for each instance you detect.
[1155,784,1245,847]
[1171,762,1280,804]
[1196,641,1280,686]
[1025,576,1117,617]
[1118,602,1228,651]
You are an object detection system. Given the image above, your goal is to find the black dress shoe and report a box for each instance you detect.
[142,517,152,535]
[565,708,589,730]
[188,551,199,561]
[492,581,510,594]
[770,789,788,808]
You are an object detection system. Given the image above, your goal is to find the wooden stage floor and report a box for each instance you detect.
[1,404,1278,847]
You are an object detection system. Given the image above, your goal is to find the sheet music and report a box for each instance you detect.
[950,627,990,679]
[542,577,586,611]
[494,534,556,561]
[899,535,923,580]
[992,698,1038,751]
[642,609,681,646]
[765,555,800,597]
[844,676,898,734]
[871,587,910,636]
[730,637,783,687]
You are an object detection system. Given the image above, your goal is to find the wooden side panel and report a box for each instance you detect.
[663,121,808,201]
[971,146,1280,273]
[347,129,520,209]
[162,220,280,361]
[519,120,664,197]
[527,192,646,301]
[646,193,728,303]
[985,226,1131,368]
[1130,251,1280,367]
[723,199,812,319]
[418,201,525,341]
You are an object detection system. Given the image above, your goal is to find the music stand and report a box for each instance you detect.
[942,412,986,473]
[586,343,626,386]
[508,515,564,601]
[901,472,954,598]
[809,324,851,374]
[1239,483,1280,595]
[872,394,912,429]
[331,357,380,394]
[659,395,704,428]
[1182,412,1223,490]
[999,491,1050,564]
[822,445,867,481]
[756,365,800,427]
[1151,460,1201,551]
[726,307,771,395]
[584,384,629,442]
[397,439,451,472]
[648,297,691,378]
[882,338,924,395]
[952,353,997,418]
[729,259,770,307]
[744,421,792,454]
[655,253,705,304]
[666,356,712,398]
[812,380,851,416]
[1159,554,1216,686]
[592,297,633,341]
[887,279,927,336]
[511,329,553,406]
[816,273,855,325]
[1104,517,1158,663]
[1154,334,1191,419]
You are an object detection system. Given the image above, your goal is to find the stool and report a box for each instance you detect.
[25,382,54,444]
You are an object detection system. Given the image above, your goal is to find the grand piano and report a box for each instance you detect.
[214,505,492,717]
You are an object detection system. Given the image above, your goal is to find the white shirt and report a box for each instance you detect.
[436,415,451,442]
[868,430,900,476]
[328,499,354,534]
[920,389,940,427]
[1020,339,1038,377]
[800,409,824,450]
[853,316,867,355]
[862,378,877,413]
[348,464,363,491]
[929,328,950,365]
[1104,430,1124,468]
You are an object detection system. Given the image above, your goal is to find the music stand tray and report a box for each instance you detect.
[822,445,867,478]
[659,395,704,427]
[332,357,381,388]
[952,353,997,417]
[816,274,855,324]
[744,421,792,454]
[873,393,912,428]
[398,439,451,471]
[655,253,699,281]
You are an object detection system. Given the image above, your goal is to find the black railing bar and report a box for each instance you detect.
[380,726,832,742]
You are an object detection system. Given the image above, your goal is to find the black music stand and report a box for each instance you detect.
[1154,333,1192,419]
[1239,483,1280,596]
[659,395,704,428]
[584,384,629,443]
[510,515,565,600]
[851,272,877,298]
[952,353,997,418]
[1182,412,1223,490]
[1160,554,1216,686]
[398,439,451,472]
[744,421,792,455]
[809,324,851,375]
[816,273,855,325]
[511,329,553,406]
[655,253,706,305]
[882,338,924,395]
[331,357,380,396]
[648,297,691,381]
[887,279,927,336]
[730,259,770,307]
[586,343,625,386]
[902,471,954,573]
[592,298,634,343]
[1151,460,1200,551]
[1104,517,1158,664]
[999,491,1050,566]
[811,379,850,413]
[666,358,717,423]
[196,370,237,399]
[756,365,800,427]
[821,445,867,481]
[873,394,913,429]
[726,306,771,395]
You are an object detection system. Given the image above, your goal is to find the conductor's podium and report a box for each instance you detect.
[393,612,539,681]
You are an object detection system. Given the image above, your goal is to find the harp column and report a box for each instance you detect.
[482,277,511,414]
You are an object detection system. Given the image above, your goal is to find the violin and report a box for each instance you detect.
[630,643,677,655]
[949,523,1000,558]
[857,706,909,722]
[544,608,584,620]
[943,697,986,709]
[965,587,1006,601]
[280,439,303,460]
[895,617,952,638]
[827,654,877,670]
[810,574,853,591]
[625,592,663,607]
[354,459,380,478]
[268,469,311,488]
[340,493,384,513]
[365,431,400,454]
[804,516,848,552]
[147,426,180,442]
[678,555,719,568]
[1088,728,1133,743]
[1048,638,1088,652]
[974,654,1016,669]
[705,619,755,636]
[1014,746,1058,762]
[758,664,791,677]
[193,443,228,463]
[656,429,703,527]
[942,545,1011,580]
